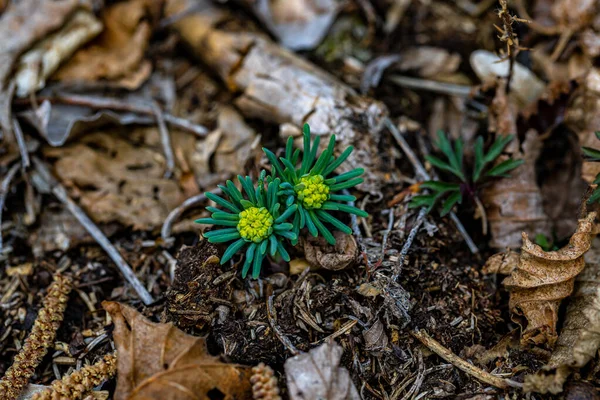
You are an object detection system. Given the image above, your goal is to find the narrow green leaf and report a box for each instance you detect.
[315,210,352,234]
[275,204,298,223]
[419,181,460,193]
[425,155,465,180]
[241,243,257,278]
[440,191,462,216]
[300,124,312,176]
[207,232,241,243]
[484,134,513,164]
[595,131,600,141]
[311,149,332,176]
[285,136,294,160]
[238,175,257,204]
[277,240,291,261]
[323,146,353,176]
[221,239,246,264]
[329,177,363,191]
[588,187,600,204]
[269,235,278,256]
[252,249,265,279]
[306,135,321,172]
[310,211,336,244]
[263,148,287,180]
[334,168,364,183]
[277,230,297,240]
[225,180,244,208]
[335,203,368,217]
[321,201,340,211]
[408,195,435,209]
[240,199,254,209]
[206,192,240,213]
[485,158,524,177]
[274,223,293,231]
[582,146,600,161]
[195,218,238,226]
[329,194,356,202]
[203,227,238,238]
[303,207,318,237]
[280,157,299,181]
[454,138,464,171]
[210,212,239,221]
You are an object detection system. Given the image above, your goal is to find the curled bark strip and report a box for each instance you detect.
[504,212,597,346]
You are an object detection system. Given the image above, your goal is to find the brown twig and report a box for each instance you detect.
[11,118,30,169]
[0,274,73,400]
[410,329,523,390]
[31,157,154,305]
[31,352,117,400]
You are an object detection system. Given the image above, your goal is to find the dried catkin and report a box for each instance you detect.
[31,352,117,400]
[250,363,281,400]
[0,274,73,400]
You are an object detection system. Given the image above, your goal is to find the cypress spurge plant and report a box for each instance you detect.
[582,131,600,204]
[409,131,524,216]
[196,172,297,279]
[262,124,368,245]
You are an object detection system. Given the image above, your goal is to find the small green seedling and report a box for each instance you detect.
[197,124,367,279]
[581,131,600,204]
[263,124,367,245]
[409,131,524,216]
[196,172,297,279]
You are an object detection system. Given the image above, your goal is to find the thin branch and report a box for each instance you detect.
[411,329,523,390]
[160,189,222,245]
[266,289,299,356]
[16,94,209,138]
[152,101,176,178]
[384,118,478,254]
[392,207,426,282]
[31,158,154,305]
[388,76,474,97]
[0,163,20,251]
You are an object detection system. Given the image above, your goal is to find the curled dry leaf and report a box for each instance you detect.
[483,250,520,275]
[525,237,600,394]
[483,130,552,249]
[284,342,360,400]
[53,0,161,89]
[299,231,357,271]
[363,319,389,351]
[166,0,390,195]
[103,301,252,400]
[14,9,102,97]
[240,0,339,50]
[504,212,596,346]
[45,131,183,230]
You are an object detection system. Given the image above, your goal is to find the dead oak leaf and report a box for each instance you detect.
[525,237,600,394]
[284,342,360,400]
[103,301,252,400]
[503,212,596,347]
[299,231,357,271]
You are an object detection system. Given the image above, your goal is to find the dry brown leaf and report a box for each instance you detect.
[503,212,596,347]
[0,0,91,137]
[483,130,552,249]
[284,342,360,400]
[483,250,520,275]
[103,301,252,400]
[524,237,600,394]
[299,231,357,271]
[213,106,257,175]
[44,130,183,230]
[53,0,160,88]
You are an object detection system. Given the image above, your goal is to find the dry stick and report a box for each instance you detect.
[0,163,20,251]
[388,76,474,98]
[410,330,523,390]
[0,275,72,400]
[384,118,478,254]
[152,101,176,178]
[31,158,154,305]
[380,208,395,262]
[392,207,427,282]
[11,118,30,169]
[160,188,222,245]
[18,93,209,138]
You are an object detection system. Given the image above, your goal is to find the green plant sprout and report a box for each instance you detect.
[196,172,297,279]
[409,131,524,216]
[262,124,368,245]
[581,131,600,204]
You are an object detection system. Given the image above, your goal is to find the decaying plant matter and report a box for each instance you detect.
[503,212,596,346]
[103,301,253,400]
[0,274,73,400]
[525,238,600,394]
[31,352,117,400]
[251,363,281,400]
